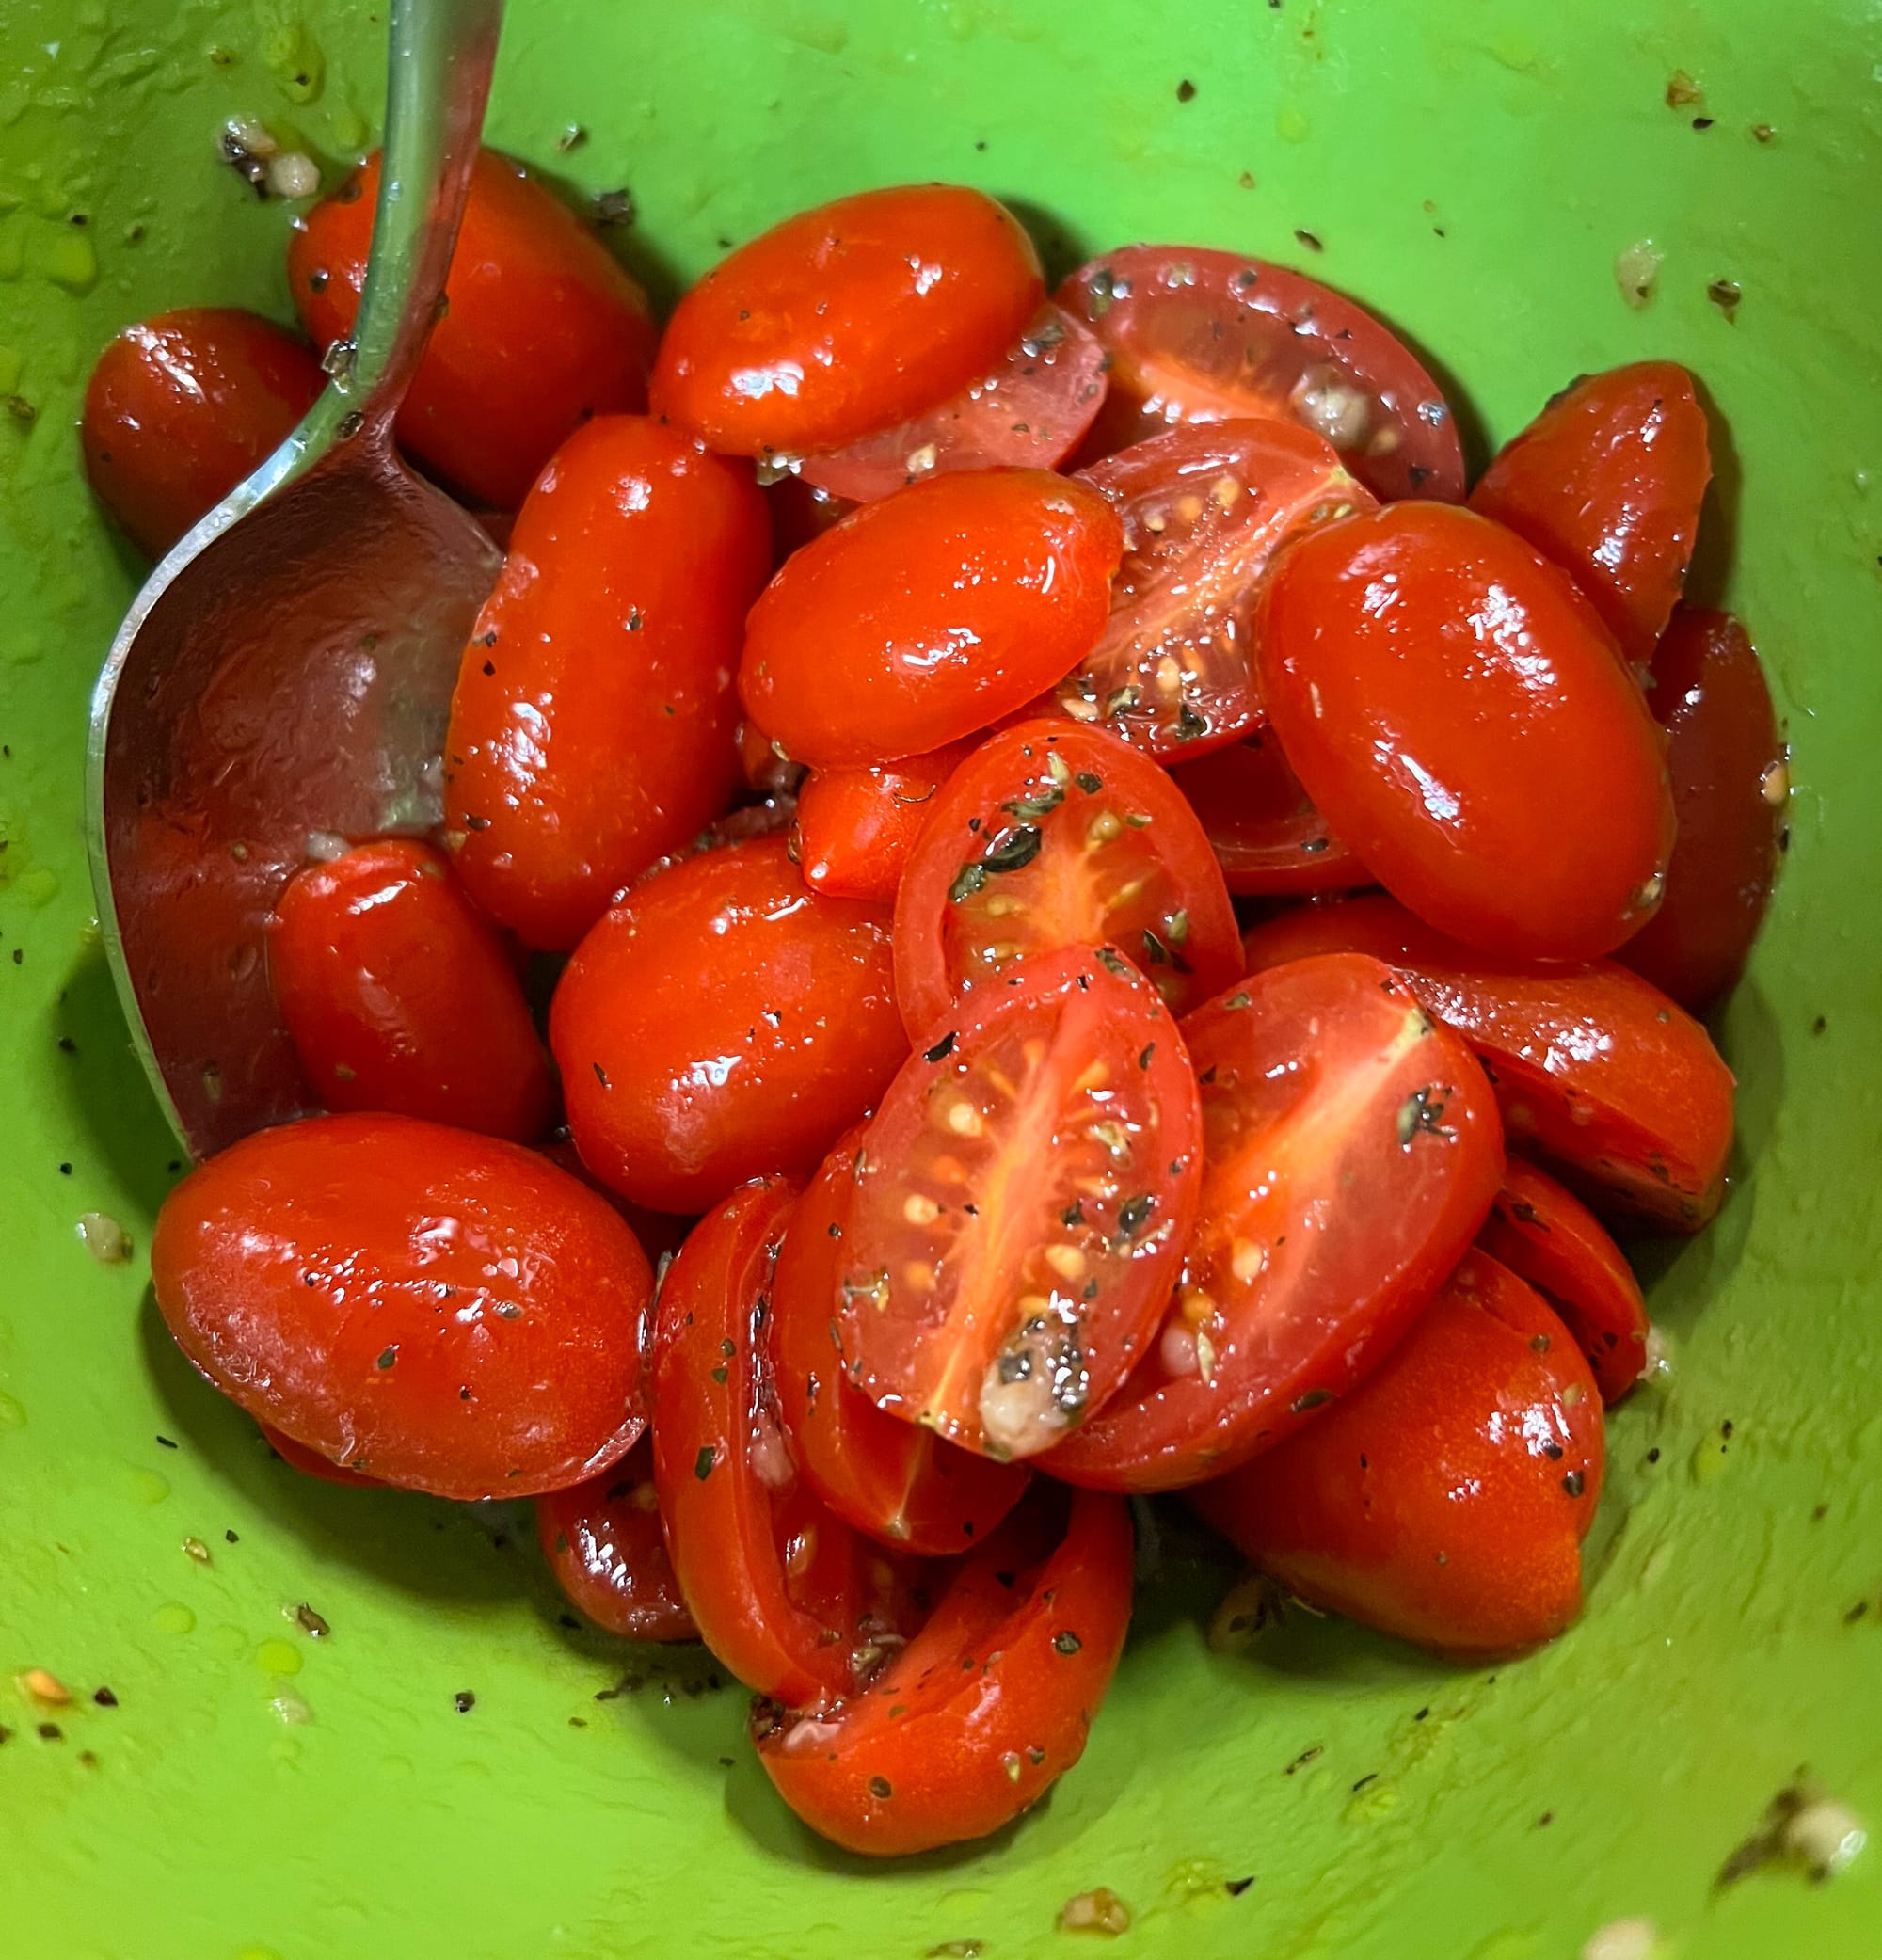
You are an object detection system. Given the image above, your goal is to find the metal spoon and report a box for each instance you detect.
[86,0,505,1163]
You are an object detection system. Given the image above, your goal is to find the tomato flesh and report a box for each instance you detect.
[1169,731,1369,896]
[537,1439,699,1642]
[795,736,980,905]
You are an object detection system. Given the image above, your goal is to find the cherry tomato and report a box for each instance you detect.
[80,307,323,558]
[1469,364,1711,667]
[794,737,980,905]
[268,837,552,1141]
[838,945,1203,1461]
[798,304,1108,502]
[893,721,1242,1034]
[444,415,771,950]
[1050,955,1502,1493]
[152,1114,653,1500]
[1053,421,1374,759]
[1169,731,1369,897]
[741,470,1124,770]
[1479,1158,1650,1405]
[755,1485,1133,1856]
[289,149,658,509]
[1619,608,1787,1011]
[774,1127,1030,1553]
[537,1139,695,1270]
[1240,895,1735,1229]
[738,717,807,799]
[260,1420,378,1488]
[1192,1249,1603,1656]
[1061,246,1465,502]
[651,185,1043,459]
[537,1439,697,1642]
[551,836,905,1215]
[1257,502,1675,963]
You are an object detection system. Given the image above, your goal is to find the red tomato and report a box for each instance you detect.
[1619,608,1787,1011]
[551,836,905,1215]
[651,185,1042,459]
[268,837,552,1141]
[1050,955,1502,1493]
[260,1420,378,1488]
[1479,1158,1650,1405]
[537,1439,697,1642]
[289,149,658,509]
[798,304,1108,502]
[1061,246,1465,502]
[80,307,323,558]
[774,1127,1030,1553]
[152,1114,653,1500]
[838,945,1203,1460]
[536,1139,695,1270]
[1257,502,1675,962]
[794,737,980,906]
[1469,364,1711,667]
[893,720,1242,1034]
[755,1486,1134,1855]
[737,717,806,799]
[444,415,771,950]
[1192,1249,1603,1656]
[1169,731,1370,897]
[740,470,1124,770]
[1241,895,1735,1229]
[1053,421,1374,759]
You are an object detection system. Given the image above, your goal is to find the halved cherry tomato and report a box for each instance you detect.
[798,304,1108,502]
[260,1420,378,1488]
[1469,364,1711,666]
[80,307,323,558]
[793,737,981,905]
[1619,608,1787,1011]
[1050,954,1502,1493]
[1257,502,1675,963]
[740,470,1124,770]
[754,1485,1133,1856]
[893,720,1241,1035]
[537,1439,698,1642]
[268,837,552,1141]
[774,1127,1030,1554]
[1061,246,1465,502]
[838,945,1202,1460]
[1240,895,1735,1229]
[552,836,905,1215]
[152,1114,653,1500]
[1192,1249,1603,1656]
[290,149,658,509]
[1053,421,1374,758]
[444,415,772,950]
[1479,1159,1650,1405]
[652,185,1043,459]
[1169,731,1369,896]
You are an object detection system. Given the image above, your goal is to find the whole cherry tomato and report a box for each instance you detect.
[1169,732,1369,896]
[740,470,1124,770]
[1193,1249,1603,1656]
[152,1114,653,1500]
[551,837,905,1214]
[289,149,658,509]
[652,184,1043,459]
[537,1138,695,1271]
[537,1438,697,1642]
[268,837,552,1141]
[1257,502,1675,963]
[80,307,323,558]
[444,415,771,950]
[793,736,981,905]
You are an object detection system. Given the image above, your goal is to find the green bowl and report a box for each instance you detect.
[5,2,1881,1954]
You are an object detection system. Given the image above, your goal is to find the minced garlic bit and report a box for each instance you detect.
[17,1668,72,1706]
[1783,1795,1868,1879]
[305,830,350,863]
[1059,1888,1131,1936]
[266,151,321,201]
[1615,239,1664,309]
[76,1212,132,1264]
[1638,1322,1674,1385]
[1581,1918,1659,1960]
[183,1537,212,1565]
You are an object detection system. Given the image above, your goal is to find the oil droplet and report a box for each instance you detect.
[255,1639,302,1677]
[1691,1434,1730,1484]
[0,1391,25,1434]
[153,1601,196,1635]
[123,1467,169,1505]
[42,230,98,294]
[1275,104,1311,144]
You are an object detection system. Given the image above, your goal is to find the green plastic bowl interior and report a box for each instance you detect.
[3,2,1881,1955]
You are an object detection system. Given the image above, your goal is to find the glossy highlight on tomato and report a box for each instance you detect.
[538,1439,697,1642]
[1170,730,1369,896]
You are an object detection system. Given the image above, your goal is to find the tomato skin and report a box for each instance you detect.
[794,737,980,905]
[259,1420,379,1487]
[1257,502,1675,963]
[1170,731,1369,897]
[268,838,552,1142]
[551,836,905,1215]
[1469,364,1711,666]
[651,185,1043,459]
[444,416,772,951]
[537,1439,698,1642]
[1240,895,1735,1230]
[740,470,1124,771]
[1050,954,1503,1493]
[755,1486,1133,1856]
[152,1114,653,1500]
[1619,608,1787,1011]
[1193,1250,1603,1657]
[289,150,658,509]
[80,307,323,558]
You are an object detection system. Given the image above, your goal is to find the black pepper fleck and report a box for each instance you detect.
[92,1686,117,1708]
[454,1691,476,1713]
[1175,78,1197,102]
